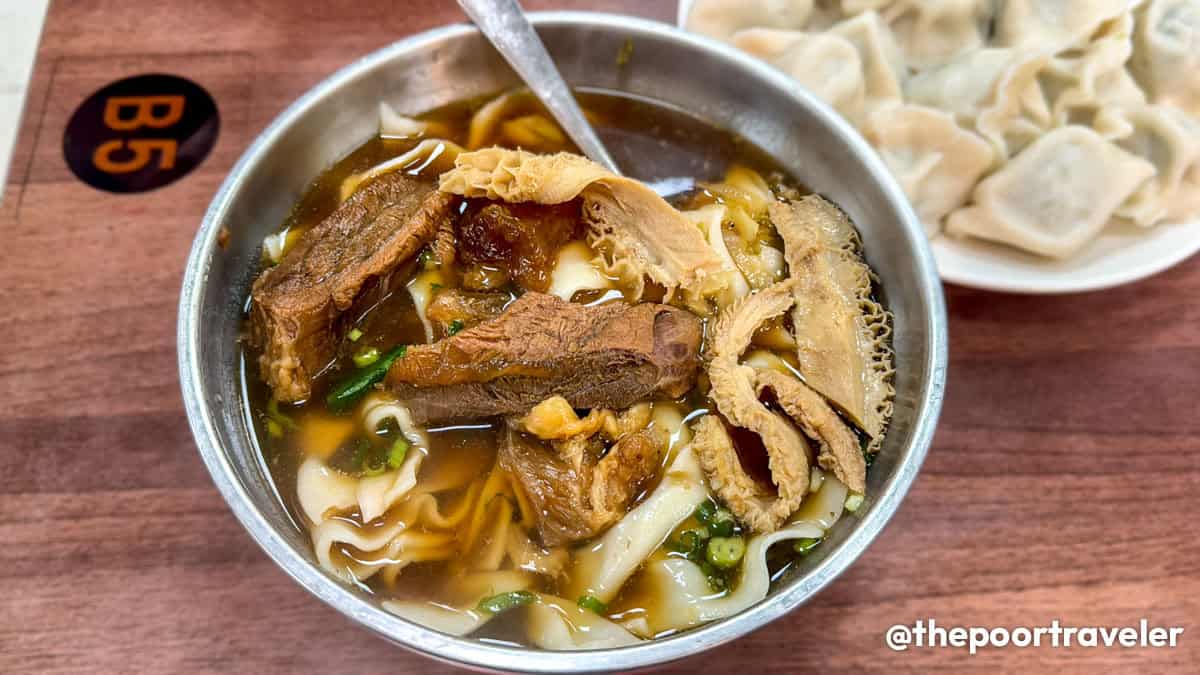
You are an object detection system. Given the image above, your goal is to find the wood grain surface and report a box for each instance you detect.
[2,1,1197,673]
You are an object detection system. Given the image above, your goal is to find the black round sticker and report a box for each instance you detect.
[63,73,219,193]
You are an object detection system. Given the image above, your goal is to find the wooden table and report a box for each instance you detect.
[3,1,1197,672]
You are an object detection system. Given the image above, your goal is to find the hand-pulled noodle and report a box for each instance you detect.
[683,204,751,307]
[382,570,533,636]
[566,445,709,604]
[526,594,642,649]
[380,102,428,138]
[619,473,848,637]
[340,139,464,203]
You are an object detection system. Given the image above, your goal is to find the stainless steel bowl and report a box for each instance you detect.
[178,11,947,672]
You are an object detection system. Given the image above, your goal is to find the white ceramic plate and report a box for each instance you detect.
[675,0,1200,293]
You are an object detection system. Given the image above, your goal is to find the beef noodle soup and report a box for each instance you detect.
[241,89,894,648]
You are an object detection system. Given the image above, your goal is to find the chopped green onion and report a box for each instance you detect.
[477,590,536,614]
[386,437,409,469]
[793,537,822,556]
[707,507,737,537]
[844,493,865,513]
[350,438,371,466]
[266,418,283,439]
[430,282,443,292]
[676,529,707,560]
[694,500,716,523]
[447,319,464,336]
[348,328,364,342]
[266,398,298,431]
[352,346,380,368]
[706,536,746,570]
[326,345,407,412]
[577,595,608,614]
[699,561,728,591]
[361,453,387,476]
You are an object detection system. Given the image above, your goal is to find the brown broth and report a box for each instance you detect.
[242,89,827,646]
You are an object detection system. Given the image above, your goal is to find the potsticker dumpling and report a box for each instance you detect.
[769,197,895,440]
[946,126,1157,258]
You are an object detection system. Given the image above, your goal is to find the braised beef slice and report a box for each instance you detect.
[250,174,455,401]
[499,425,665,546]
[457,200,582,292]
[385,292,703,424]
[425,288,510,338]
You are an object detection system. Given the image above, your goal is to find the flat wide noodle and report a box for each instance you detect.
[565,445,709,604]
[438,148,725,310]
[620,474,848,636]
[769,197,894,439]
[382,570,532,637]
[526,594,642,650]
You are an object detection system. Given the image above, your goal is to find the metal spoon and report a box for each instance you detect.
[456,0,622,174]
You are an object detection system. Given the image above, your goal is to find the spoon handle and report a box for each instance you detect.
[457,0,621,174]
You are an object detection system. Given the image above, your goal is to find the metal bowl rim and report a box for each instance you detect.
[177,11,947,673]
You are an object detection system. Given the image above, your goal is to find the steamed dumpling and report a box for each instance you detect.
[686,0,816,41]
[1037,11,1142,127]
[845,0,994,69]
[829,11,908,114]
[906,48,1051,158]
[731,28,866,122]
[1111,104,1200,225]
[1130,0,1200,117]
[862,104,996,236]
[946,126,1157,257]
[995,0,1128,51]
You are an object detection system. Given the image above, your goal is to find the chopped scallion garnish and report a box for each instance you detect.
[352,346,380,368]
[326,345,407,412]
[386,437,409,469]
[348,328,363,342]
[477,590,536,614]
[447,319,464,336]
[844,493,865,512]
[577,595,608,614]
[706,536,746,569]
[793,537,822,556]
